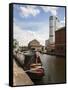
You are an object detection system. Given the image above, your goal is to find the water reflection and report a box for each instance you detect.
[32,54,66,85]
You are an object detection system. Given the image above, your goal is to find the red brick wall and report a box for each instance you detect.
[55,27,66,56]
[55,28,65,44]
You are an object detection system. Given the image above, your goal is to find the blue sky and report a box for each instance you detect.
[13,4,65,46]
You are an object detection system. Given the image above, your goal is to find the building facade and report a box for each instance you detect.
[28,39,42,51]
[55,27,66,56]
[48,16,60,51]
[45,39,50,51]
[49,16,60,44]
[45,39,49,47]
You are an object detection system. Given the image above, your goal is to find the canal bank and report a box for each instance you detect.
[13,59,34,86]
[41,52,65,57]
[13,52,66,86]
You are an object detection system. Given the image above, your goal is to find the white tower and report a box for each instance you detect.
[49,16,60,44]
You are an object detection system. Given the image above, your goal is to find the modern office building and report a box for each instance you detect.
[45,39,49,47]
[45,39,50,51]
[48,16,60,51]
[49,16,60,44]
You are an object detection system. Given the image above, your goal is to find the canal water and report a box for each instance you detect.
[32,54,66,85]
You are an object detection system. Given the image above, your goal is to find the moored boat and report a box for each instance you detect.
[26,63,44,80]
[24,51,44,79]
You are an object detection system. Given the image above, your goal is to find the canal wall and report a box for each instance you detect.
[41,52,65,57]
[13,59,34,86]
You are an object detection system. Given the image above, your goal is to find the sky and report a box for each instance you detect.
[13,4,65,46]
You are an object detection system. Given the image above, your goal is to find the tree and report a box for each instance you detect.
[13,39,19,48]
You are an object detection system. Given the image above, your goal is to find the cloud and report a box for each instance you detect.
[13,23,34,46]
[60,17,65,24]
[20,6,40,17]
[60,17,65,27]
[20,6,58,17]
[13,22,49,46]
[14,19,47,32]
[41,6,58,16]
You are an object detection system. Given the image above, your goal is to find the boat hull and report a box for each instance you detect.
[26,68,44,80]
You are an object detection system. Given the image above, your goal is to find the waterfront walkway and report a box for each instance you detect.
[13,59,34,86]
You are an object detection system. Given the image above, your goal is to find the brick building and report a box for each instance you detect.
[55,27,66,56]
